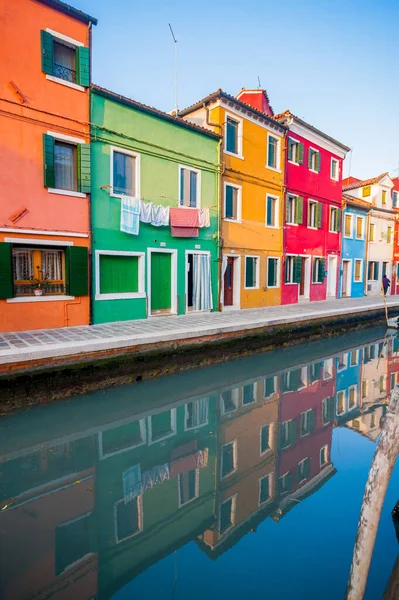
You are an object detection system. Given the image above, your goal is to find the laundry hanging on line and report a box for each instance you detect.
[139,201,169,226]
[120,196,140,235]
[170,207,199,237]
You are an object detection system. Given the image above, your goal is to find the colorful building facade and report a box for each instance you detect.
[343,173,395,296]
[270,111,350,304]
[339,194,370,298]
[180,89,287,310]
[0,0,96,332]
[91,86,220,324]
[391,177,399,295]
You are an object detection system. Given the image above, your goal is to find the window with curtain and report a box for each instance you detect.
[180,167,198,208]
[267,257,279,287]
[53,40,76,83]
[54,141,77,191]
[185,398,209,429]
[113,150,136,196]
[12,247,65,296]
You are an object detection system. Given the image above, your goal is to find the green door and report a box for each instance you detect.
[151,252,172,312]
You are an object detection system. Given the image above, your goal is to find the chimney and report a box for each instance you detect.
[236,88,274,117]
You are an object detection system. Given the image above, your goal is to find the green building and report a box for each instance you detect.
[91,86,220,324]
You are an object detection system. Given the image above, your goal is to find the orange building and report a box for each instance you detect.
[0,0,97,331]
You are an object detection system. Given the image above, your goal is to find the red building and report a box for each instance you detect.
[275,112,350,304]
[276,358,336,504]
[391,177,399,295]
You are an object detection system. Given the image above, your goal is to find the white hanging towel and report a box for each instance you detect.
[120,196,140,235]
[140,200,153,223]
[198,208,210,228]
[151,204,170,227]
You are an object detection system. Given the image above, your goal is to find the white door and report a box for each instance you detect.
[327,256,337,298]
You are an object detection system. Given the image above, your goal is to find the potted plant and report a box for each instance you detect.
[29,266,52,296]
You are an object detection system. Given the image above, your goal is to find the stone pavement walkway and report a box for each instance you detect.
[1,296,398,366]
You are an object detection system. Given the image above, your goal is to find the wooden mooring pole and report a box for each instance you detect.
[345,386,399,600]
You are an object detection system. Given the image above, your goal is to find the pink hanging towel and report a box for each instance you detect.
[170,207,199,237]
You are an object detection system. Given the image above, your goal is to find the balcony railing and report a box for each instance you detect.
[53,63,76,84]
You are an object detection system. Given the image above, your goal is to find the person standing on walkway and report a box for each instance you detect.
[382,274,391,296]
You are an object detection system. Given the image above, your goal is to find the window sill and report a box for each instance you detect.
[286,222,299,227]
[95,292,146,301]
[7,295,75,303]
[48,188,87,198]
[244,286,259,290]
[329,230,339,234]
[265,224,280,229]
[224,218,241,223]
[224,150,244,161]
[308,225,318,230]
[46,74,86,92]
[309,169,319,174]
[288,160,300,166]
[266,165,281,173]
[343,235,353,239]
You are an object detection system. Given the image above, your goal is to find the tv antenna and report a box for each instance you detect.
[257,75,262,89]
[169,23,178,115]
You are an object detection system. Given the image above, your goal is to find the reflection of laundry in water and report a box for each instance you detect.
[170,449,208,477]
[123,463,142,503]
[142,463,170,491]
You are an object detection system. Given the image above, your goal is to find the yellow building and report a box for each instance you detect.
[179,89,287,310]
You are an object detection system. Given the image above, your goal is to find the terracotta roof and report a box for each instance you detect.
[342,176,361,186]
[343,193,372,210]
[342,172,389,191]
[91,85,221,140]
[274,110,350,152]
[178,89,287,132]
[36,0,98,24]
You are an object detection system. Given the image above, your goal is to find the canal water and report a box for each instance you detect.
[1,326,399,600]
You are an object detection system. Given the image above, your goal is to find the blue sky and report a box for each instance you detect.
[78,0,399,180]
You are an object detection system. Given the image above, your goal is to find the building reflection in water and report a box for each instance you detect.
[0,331,397,599]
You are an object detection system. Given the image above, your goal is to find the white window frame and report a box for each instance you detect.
[369,222,376,242]
[337,353,348,372]
[309,147,320,173]
[244,255,260,290]
[264,375,278,398]
[355,216,365,240]
[266,256,280,289]
[178,164,201,209]
[312,255,324,284]
[286,195,298,225]
[114,497,143,544]
[368,260,379,281]
[220,440,237,480]
[242,382,256,406]
[147,409,177,445]
[297,457,310,483]
[95,250,146,301]
[348,384,358,409]
[260,423,273,455]
[46,130,87,198]
[258,473,273,506]
[350,349,359,367]
[285,255,295,284]
[177,468,200,508]
[308,200,318,229]
[110,146,141,199]
[45,28,86,92]
[224,112,243,159]
[354,259,363,283]
[300,409,313,438]
[265,194,280,228]
[266,132,281,172]
[220,387,239,414]
[184,398,209,431]
[223,181,242,222]
[330,158,339,181]
[288,136,300,165]
[329,206,339,233]
[344,213,353,238]
[323,358,333,380]
[218,494,237,535]
[279,471,292,495]
[98,418,147,459]
[320,445,329,467]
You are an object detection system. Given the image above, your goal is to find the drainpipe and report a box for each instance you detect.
[339,202,345,299]
[203,103,224,311]
[364,210,370,297]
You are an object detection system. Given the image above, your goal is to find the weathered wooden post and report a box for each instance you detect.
[345,385,399,600]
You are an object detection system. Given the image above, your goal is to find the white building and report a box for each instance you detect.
[343,173,395,296]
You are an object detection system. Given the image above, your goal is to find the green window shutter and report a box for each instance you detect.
[66,246,88,296]
[318,258,325,282]
[246,257,254,287]
[296,196,304,224]
[77,144,91,193]
[336,209,341,232]
[100,255,138,293]
[316,152,321,172]
[41,30,53,75]
[267,258,276,287]
[298,143,304,164]
[293,256,302,284]
[43,134,55,188]
[225,186,233,217]
[76,46,90,87]
[286,195,290,223]
[308,149,313,169]
[289,419,297,446]
[308,409,316,433]
[316,202,322,228]
[304,458,311,479]
[286,471,293,492]
[0,242,13,299]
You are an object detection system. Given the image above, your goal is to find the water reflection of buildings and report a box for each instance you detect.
[0,331,396,599]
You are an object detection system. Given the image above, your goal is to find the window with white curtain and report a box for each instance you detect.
[12,246,65,296]
[54,141,77,191]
